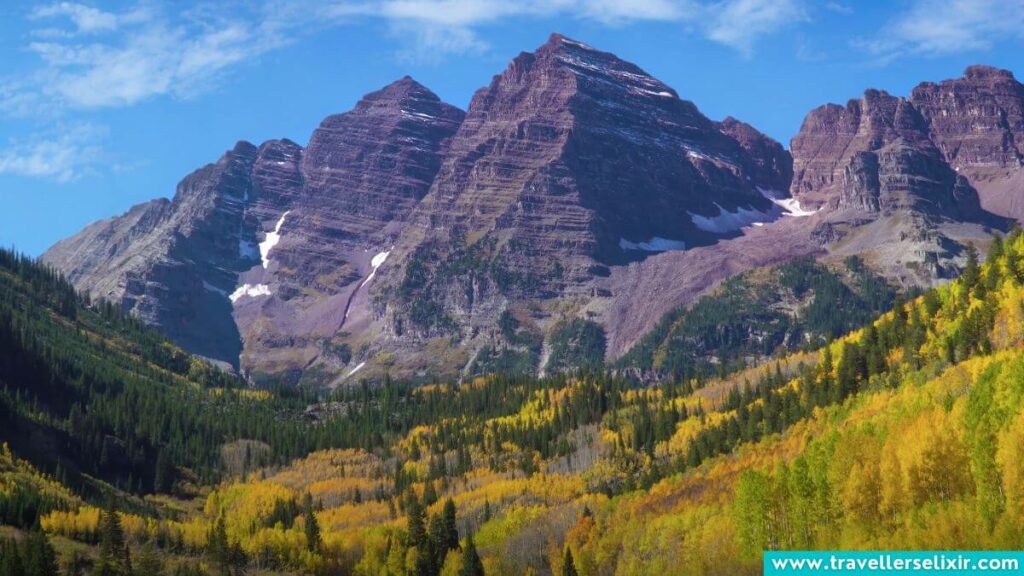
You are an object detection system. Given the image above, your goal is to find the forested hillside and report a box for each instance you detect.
[5,229,1024,574]
[617,255,899,380]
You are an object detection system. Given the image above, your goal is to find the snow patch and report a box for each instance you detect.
[686,148,710,161]
[402,110,436,120]
[360,248,392,288]
[559,36,595,50]
[689,203,770,234]
[229,284,271,303]
[634,88,674,98]
[344,362,366,379]
[259,211,290,269]
[758,187,819,217]
[690,189,820,235]
[619,237,687,252]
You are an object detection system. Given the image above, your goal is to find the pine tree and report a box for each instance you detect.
[23,529,59,576]
[963,243,980,288]
[561,546,578,576]
[1,538,24,576]
[423,480,438,507]
[154,449,174,493]
[459,533,485,576]
[95,499,132,576]
[406,494,427,548]
[416,510,444,576]
[302,492,322,552]
[441,498,460,551]
[135,545,164,576]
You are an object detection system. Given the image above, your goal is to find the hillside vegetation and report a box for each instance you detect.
[5,230,1024,574]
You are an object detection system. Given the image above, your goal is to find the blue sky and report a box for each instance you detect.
[1,0,1023,255]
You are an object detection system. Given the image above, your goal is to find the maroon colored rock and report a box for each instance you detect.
[370,33,798,375]
[910,65,1024,218]
[44,37,1018,383]
[44,78,463,380]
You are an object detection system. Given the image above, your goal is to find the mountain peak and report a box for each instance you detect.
[963,64,1016,81]
[358,76,441,106]
[541,32,597,52]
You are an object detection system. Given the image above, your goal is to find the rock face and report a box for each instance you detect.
[910,65,1024,218]
[788,75,1013,287]
[232,78,464,381]
[44,78,463,380]
[43,39,1020,383]
[367,34,796,376]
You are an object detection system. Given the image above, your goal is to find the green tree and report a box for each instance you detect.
[0,538,24,576]
[734,470,773,557]
[963,243,980,289]
[95,499,132,576]
[441,499,460,552]
[135,545,164,576]
[407,494,427,548]
[154,449,174,494]
[459,533,485,576]
[302,492,322,552]
[63,552,89,576]
[22,529,59,576]
[561,546,578,576]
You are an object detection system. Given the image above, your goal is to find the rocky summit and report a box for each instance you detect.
[44,76,463,381]
[43,34,1024,384]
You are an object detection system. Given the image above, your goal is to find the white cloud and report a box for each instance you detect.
[580,0,690,23]
[4,0,810,115]
[0,124,107,182]
[31,3,120,33]
[860,0,1024,61]
[15,4,290,110]
[705,0,808,56]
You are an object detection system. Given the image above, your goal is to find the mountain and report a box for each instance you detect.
[344,34,814,378]
[911,65,1024,218]
[21,225,1024,575]
[43,35,1022,383]
[604,66,1023,371]
[44,77,464,382]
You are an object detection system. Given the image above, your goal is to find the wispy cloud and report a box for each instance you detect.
[858,0,1024,62]
[705,0,808,56]
[0,123,107,182]
[5,0,810,115]
[11,3,292,111]
[0,0,811,182]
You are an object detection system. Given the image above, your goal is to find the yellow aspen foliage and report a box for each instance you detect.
[996,411,1024,520]
[841,460,881,527]
[903,414,973,506]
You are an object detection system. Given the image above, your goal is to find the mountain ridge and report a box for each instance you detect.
[42,34,1023,384]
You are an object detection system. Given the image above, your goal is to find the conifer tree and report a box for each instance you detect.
[302,492,321,552]
[406,493,427,548]
[441,498,460,551]
[0,538,24,576]
[459,533,485,576]
[135,545,164,576]
[95,499,132,576]
[22,529,59,576]
[561,546,578,576]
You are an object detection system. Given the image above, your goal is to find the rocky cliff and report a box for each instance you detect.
[43,39,1021,383]
[365,34,798,377]
[44,78,463,380]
